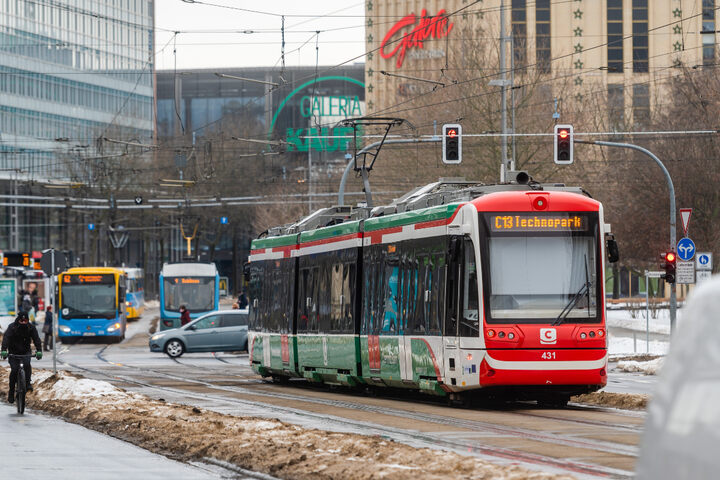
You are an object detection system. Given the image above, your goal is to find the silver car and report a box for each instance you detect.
[149,309,248,358]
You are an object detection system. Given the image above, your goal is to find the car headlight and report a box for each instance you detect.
[150,333,165,341]
[60,325,71,333]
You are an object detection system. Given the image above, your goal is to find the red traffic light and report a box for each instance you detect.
[558,129,569,139]
[665,252,676,263]
[447,129,457,138]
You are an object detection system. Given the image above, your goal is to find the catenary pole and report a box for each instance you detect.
[580,140,677,332]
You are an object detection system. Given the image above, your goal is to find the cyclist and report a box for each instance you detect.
[1,311,42,403]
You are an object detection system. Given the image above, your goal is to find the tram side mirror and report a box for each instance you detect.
[243,262,250,282]
[449,235,462,261]
[606,234,619,263]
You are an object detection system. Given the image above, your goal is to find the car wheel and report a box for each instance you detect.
[165,339,185,358]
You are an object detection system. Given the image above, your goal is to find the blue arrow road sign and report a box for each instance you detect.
[88,223,95,231]
[677,237,696,261]
[220,216,228,224]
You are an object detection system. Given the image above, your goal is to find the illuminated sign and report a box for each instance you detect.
[490,215,588,232]
[380,9,454,68]
[174,278,200,284]
[63,274,115,284]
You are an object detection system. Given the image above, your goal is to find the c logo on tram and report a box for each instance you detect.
[540,328,558,344]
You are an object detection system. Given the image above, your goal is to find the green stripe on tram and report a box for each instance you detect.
[364,203,461,232]
[251,234,297,250]
[299,221,361,243]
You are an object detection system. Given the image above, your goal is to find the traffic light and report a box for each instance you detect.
[553,124,574,165]
[661,251,677,284]
[442,124,462,164]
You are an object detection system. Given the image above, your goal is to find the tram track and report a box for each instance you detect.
[50,344,639,478]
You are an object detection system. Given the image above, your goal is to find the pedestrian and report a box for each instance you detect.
[42,306,54,351]
[179,305,191,326]
[238,291,248,309]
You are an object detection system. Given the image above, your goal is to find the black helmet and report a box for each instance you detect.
[16,311,29,321]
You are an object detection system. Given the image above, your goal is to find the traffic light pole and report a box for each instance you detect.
[578,140,677,332]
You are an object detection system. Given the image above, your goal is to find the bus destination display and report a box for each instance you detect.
[490,214,588,232]
[63,274,115,284]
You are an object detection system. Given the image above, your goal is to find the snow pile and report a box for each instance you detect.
[616,357,664,375]
[144,299,160,308]
[1,367,576,480]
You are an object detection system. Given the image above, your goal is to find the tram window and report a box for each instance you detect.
[307,267,318,332]
[342,263,353,333]
[297,268,310,332]
[248,264,264,330]
[459,238,480,337]
[382,263,399,334]
[330,263,343,332]
[429,254,445,336]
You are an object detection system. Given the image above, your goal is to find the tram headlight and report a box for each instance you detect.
[597,329,605,337]
[486,330,495,338]
[59,325,71,333]
[580,332,587,339]
[507,332,515,340]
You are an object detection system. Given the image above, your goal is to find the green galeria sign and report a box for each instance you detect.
[269,76,365,153]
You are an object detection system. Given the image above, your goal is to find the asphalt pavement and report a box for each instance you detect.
[0,401,225,479]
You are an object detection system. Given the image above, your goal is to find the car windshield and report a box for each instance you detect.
[482,212,599,323]
[163,277,215,313]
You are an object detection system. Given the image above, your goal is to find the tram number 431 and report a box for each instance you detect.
[541,351,557,360]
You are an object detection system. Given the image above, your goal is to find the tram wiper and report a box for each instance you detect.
[553,255,591,327]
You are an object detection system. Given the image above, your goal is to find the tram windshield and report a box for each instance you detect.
[481,212,599,323]
[163,277,215,313]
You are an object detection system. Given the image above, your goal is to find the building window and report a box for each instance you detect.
[536,0,551,73]
[608,84,624,129]
[511,0,527,66]
[703,0,715,66]
[633,84,650,126]
[607,0,623,73]
[632,0,648,73]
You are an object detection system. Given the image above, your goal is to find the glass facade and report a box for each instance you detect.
[511,0,527,66]
[0,0,154,179]
[536,0,551,73]
[703,0,716,66]
[632,0,649,73]
[607,0,624,73]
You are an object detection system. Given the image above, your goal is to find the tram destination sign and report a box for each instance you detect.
[490,214,588,232]
[63,274,114,284]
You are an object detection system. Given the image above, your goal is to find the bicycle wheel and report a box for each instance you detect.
[16,368,26,415]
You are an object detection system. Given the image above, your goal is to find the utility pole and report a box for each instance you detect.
[489,0,513,182]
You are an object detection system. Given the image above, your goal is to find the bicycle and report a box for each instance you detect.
[7,353,36,415]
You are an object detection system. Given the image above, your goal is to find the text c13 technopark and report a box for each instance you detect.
[268,76,365,153]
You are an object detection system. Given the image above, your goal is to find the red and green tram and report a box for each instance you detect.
[248,180,618,405]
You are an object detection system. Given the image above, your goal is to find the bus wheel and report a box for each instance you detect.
[165,340,185,358]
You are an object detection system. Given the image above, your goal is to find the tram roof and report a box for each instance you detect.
[161,263,217,277]
[62,267,125,275]
[251,233,298,250]
[299,221,361,243]
[364,203,461,232]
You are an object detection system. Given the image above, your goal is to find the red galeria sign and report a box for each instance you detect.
[380,9,454,68]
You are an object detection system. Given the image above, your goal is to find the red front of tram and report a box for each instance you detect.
[473,191,608,395]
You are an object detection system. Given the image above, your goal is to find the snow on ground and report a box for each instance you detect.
[0,368,575,480]
[615,357,664,375]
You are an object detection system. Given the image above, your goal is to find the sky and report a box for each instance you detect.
[154,0,367,71]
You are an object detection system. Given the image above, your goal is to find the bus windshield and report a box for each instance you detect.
[163,277,215,313]
[482,213,599,323]
[61,274,117,319]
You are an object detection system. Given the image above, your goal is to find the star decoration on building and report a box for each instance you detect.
[462,12,468,20]
[367,1,372,11]
[367,83,374,93]
[476,11,484,19]
[574,27,583,36]
[367,51,373,61]
[574,59,584,69]
[367,100,374,110]
[673,24,682,34]
[575,93,584,102]
[672,58,683,68]
[673,40,683,51]
[672,8,682,18]
[574,9,583,19]
[367,18,373,28]
[367,34,373,43]
[367,68,374,77]
[574,43,583,53]
[574,76,583,86]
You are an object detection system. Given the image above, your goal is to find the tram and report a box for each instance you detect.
[57,267,127,342]
[159,262,219,330]
[121,267,145,320]
[248,179,619,405]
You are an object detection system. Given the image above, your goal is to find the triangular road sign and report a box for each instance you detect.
[679,208,692,237]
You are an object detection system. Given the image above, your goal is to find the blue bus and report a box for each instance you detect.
[121,267,145,320]
[57,267,127,342]
[159,262,219,330]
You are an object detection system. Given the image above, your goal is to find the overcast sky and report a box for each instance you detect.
[154,0,366,71]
